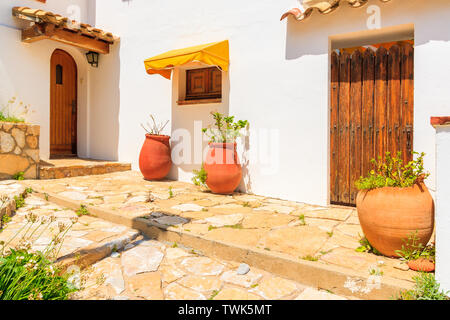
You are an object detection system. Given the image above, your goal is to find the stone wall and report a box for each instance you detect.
[0,122,40,179]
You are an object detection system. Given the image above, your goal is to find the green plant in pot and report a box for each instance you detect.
[355,151,434,258]
[192,112,248,194]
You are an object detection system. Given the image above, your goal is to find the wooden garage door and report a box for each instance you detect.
[330,42,414,206]
[50,49,77,158]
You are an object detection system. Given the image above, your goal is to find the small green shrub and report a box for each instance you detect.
[192,164,208,188]
[356,237,381,255]
[301,255,318,262]
[0,249,76,300]
[168,187,174,199]
[397,273,449,300]
[14,195,25,209]
[298,214,306,226]
[202,111,248,143]
[75,205,89,217]
[355,151,429,190]
[13,172,25,181]
[395,231,435,262]
[0,213,79,300]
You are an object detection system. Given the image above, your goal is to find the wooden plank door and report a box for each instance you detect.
[330,42,414,206]
[50,49,77,158]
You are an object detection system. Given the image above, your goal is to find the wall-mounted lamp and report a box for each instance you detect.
[86,51,99,68]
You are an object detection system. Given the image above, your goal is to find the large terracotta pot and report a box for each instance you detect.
[356,183,434,257]
[139,134,172,180]
[204,142,242,194]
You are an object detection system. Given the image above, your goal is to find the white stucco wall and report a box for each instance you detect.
[434,123,450,293]
[93,0,450,205]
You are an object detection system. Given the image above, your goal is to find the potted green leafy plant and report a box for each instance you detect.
[192,112,248,194]
[355,151,434,258]
[139,115,172,180]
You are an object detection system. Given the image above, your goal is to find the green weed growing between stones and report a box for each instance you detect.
[396,273,449,300]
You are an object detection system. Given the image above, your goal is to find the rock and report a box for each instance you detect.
[264,226,329,257]
[121,245,164,276]
[0,132,15,153]
[23,165,37,179]
[213,288,261,300]
[171,203,204,212]
[13,146,21,155]
[160,265,186,284]
[24,149,39,163]
[26,125,40,136]
[237,263,250,275]
[198,214,244,227]
[178,275,222,294]
[221,270,262,288]
[181,257,225,276]
[165,247,191,260]
[126,272,163,300]
[206,228,267,248]
[254,204,295,214]
[126,195,148,204]
[11,128,25,148]
[393,261,409,271]
[153,215,189,226]
[249,276,298,300]
[295,288,347,300]
[26,135,38,149]
[164,283,206,300]
[59,191,88,201]
[110,252,120,258]
[0,154,29,175]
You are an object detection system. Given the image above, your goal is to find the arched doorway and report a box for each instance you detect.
[50,49,77,158]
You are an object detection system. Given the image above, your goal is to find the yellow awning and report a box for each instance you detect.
[144,40,229,80]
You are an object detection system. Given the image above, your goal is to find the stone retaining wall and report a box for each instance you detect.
[0,122,40,179]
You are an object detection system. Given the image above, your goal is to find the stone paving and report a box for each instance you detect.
[0,191,140,264]
[72,239,349,300]
[0,183,348,300]
[23,171,419,286]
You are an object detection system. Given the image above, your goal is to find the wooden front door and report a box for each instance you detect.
[330,41,414,206]
[50,49,77,158]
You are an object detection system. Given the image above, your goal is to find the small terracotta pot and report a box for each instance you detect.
[204,142,242,194]
[407,258,435,272]
[139,134,172,180]
[356,183,434,258]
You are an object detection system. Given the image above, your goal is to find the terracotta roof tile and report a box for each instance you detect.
[12,6,116,43]
[281,0,392,21]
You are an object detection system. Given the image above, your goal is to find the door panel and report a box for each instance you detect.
[50,49,77,157]
[330,42,414,206]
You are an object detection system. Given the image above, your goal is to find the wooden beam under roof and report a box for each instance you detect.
[21,23,110,54]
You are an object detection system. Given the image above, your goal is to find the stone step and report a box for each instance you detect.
[30,188,414,300]
[39,158,131,179]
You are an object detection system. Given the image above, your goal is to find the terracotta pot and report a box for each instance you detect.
[408,258,435,272]
[204,142,242,194]
[356,183,434,258]
[139,134,172,180]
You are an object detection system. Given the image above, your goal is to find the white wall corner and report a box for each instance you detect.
[432,118,450,293]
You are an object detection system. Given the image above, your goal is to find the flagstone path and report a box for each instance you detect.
[22,170,419,287]
[0,183,348,300]
[72,238,349,300]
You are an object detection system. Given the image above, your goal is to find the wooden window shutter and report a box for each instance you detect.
[186,67,222,100]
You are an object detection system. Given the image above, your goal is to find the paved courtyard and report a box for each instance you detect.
[23,170,419,287]
[0,183,348,300]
